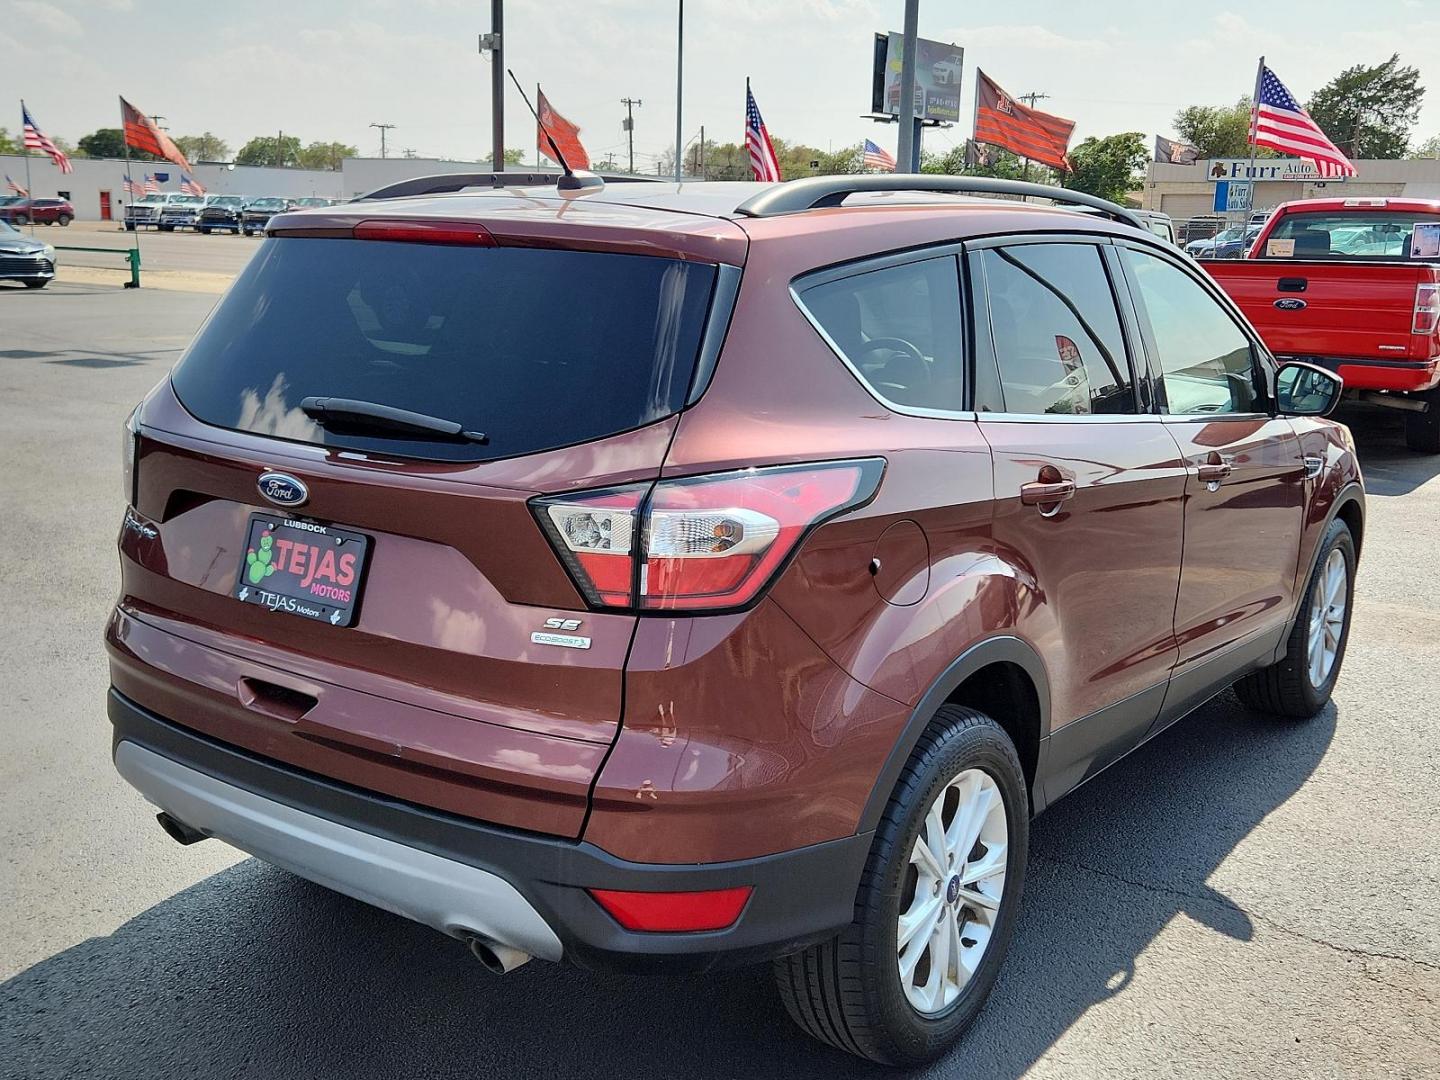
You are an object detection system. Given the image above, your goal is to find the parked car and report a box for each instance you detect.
[159,194,208,231]
[1212,224,1263,259]
[198,195,247,235]
[108,174,1363,1068]
[0,217,56,287]
[1185,224,1245,257]
[1205,196,1440,452]
[1077,207,1176,245]
[0,196,74,226]
[241,197,293,236]
[291,197,335,208]
[124,198,165,231]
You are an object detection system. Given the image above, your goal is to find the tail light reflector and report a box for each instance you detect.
[532,459,883,613]
[588,886,753,932]
[1414,283,1440,335]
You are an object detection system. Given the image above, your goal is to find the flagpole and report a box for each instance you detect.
[120,96,141,265]
[1245,55,1264,220]
[674,0,684,182]
[21,100,35,237]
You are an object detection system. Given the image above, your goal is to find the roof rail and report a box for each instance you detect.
[733,175,1145,231]
[357,171,660,202]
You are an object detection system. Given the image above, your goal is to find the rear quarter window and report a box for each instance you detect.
[1260,211,1440,259]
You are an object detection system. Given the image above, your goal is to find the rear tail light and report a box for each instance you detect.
[1414,283,1440,335]
[352,219,496,245]
[122,405,140,505]
[588,886,753,932]
[533,459,883,612]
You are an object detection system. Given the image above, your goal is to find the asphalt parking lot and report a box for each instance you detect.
[2,280,1438,1080]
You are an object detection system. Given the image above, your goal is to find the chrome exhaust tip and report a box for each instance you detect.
[465,933,533,974]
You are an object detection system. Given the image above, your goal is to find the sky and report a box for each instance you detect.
[2,0,1436,168]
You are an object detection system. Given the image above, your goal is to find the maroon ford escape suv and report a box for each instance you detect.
[108,173,1363,1066]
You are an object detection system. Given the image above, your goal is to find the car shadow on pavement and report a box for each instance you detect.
[0,692,1333,1080]
[1338,404,1440,497]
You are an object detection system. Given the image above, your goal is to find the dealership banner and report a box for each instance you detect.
[1207,158,1348,182]
[870,33,964,124]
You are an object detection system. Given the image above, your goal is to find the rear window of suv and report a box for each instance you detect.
[1259,211,1440,259]
[170,237,718,462]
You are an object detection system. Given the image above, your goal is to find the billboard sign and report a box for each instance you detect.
[1213,179,1253,213]
[871,33,964,124]
[1207,158,1348,183]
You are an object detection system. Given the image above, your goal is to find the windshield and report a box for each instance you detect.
[172,196,204,205]
[170,237,718,462]
[212,197,243,207]
[1260,210,1440,259]
[0,197,19,207]
[296,198,329,206]
[251,199,284,209]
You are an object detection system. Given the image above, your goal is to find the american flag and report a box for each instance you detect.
[745,83,781,182]
[122,174,136,195]
[180,174,205,196]
[22,103,72,174]
[1251,63,1356,178]
[143,174,158,195]
[862,139,896,172]
[5,174,27,196]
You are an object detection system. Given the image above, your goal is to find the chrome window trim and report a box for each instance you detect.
[790,251,975,420]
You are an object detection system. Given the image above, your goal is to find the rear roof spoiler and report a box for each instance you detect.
[733,175,1146,231]
[357,172,661,202]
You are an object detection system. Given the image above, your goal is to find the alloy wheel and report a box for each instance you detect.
[896,767,1008,1016]
[1307,547,1348,688]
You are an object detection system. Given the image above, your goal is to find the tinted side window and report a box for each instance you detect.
[801,256,964,410]
[982,243,1133,415]
[1123,248,1260,415]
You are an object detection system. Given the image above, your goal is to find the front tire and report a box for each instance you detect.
[57,214,71,226]
[23,279,49,289]
[775,706,1028,1066]
[1235,518,1355,718]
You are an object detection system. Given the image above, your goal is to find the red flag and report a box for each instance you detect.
[973,70,1075,173]
[536,89,590,171]
[119,96,193,172]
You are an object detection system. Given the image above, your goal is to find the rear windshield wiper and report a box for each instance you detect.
[300,397,488,444]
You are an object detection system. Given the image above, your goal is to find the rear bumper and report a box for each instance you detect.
[1285,354,1440,394]
[110,689,870,973]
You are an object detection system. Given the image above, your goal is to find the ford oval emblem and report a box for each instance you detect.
[257,471,308,507]
[1274,297,1308,311]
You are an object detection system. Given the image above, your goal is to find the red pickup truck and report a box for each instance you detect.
[1204,196,1440,452]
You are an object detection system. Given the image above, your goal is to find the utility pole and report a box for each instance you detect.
[674,0,684,182]
[369,122,396,159]
[699,124,705,180]
[621,97,642,174]
[276,129,283,168]
[1016,92,1050,182]
[895,0,919,172]
[479,1,504,171]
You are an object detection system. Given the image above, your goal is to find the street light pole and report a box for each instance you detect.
[895,0,919,173]
[674,0,684,182]
[487,0,505,172]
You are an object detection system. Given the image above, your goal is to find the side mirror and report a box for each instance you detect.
[1275,361,1343,417]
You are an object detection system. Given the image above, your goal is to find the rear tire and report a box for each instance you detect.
[23,279,48,289]
[774,706,1028,1066]
[13,214,27,226]
[200,227,212,235]
[57,214,71,226]
[1404,388,1440,453]
[1235,518,1355,719]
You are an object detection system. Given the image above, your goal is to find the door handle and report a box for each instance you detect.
[1019,479,1076,516]
[1277,277,1308,293]
[1196,453,1233,488]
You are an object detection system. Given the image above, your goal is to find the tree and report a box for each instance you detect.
[174,132,231,163]
[296,141,358,171]
[1062,132,1149,204]
[921,143,1028,180]
[503,148,526,165]
[1409,134,1440,159]
[1308,54,1423,159]
[1173,98,1257,159]
[236,135,302,167]
[77,128,136,160]
[0,127,18,155]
